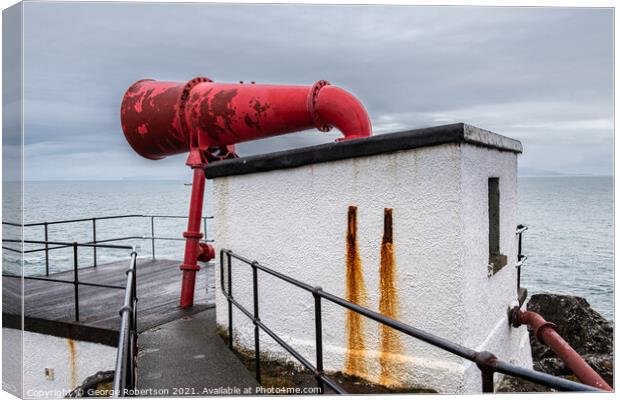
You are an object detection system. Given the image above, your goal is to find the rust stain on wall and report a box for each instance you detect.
[67,338,78,389]
[379,208,402,386]
[344,205,368,377]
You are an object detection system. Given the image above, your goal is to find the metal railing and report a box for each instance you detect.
[2,239,135,322]
[2,213,211,396]
[220,248,599,394]
[4,241,139,394]
[516,224,528,294]
[113,250,138,396]
[2,214,213,276]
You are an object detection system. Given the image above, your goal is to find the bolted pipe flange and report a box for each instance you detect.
[307,80,333,132]
[534,322,558,345]
[508,306,522,328]
[177,76,213,147]
[180,263,200,271]
[197,243,215,263]
[183,231,204,240]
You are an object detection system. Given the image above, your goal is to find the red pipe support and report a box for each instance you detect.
[179,166,207,308]
[512,308,612,391]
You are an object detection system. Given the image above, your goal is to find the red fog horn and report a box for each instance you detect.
[120,77,372,308]
[120,78,372,161]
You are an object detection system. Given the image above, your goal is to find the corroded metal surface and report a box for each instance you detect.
[120,78,372,162]
[511,308,612,391]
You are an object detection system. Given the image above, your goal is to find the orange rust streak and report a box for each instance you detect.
[344,205,369,377]
[379,208,402,386]
[67,338,78,389]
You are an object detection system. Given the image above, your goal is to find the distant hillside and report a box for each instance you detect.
[518,167,592,177]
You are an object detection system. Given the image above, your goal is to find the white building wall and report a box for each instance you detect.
[3,328,117,399]
[212,134,530,393]
[459,144,532,392]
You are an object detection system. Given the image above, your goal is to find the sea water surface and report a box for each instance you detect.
[3,177,613,320]
[518,177,613,320]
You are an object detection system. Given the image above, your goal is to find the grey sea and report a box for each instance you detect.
[3,176,614,320]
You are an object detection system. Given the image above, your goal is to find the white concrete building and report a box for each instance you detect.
[207,123,532,393]
[2,328,117,399]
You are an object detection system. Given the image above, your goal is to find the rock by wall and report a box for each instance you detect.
[498,293,613,392]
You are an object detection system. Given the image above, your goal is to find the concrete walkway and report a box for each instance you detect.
[137,309,259,396]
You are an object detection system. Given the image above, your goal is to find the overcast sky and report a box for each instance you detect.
[11,3,615,180]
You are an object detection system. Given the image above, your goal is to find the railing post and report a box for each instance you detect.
[219,250,225,293]
[203,217,207,242]
[132,255,138,334]
[129,261,138,392]
[475,351,496,393]
[150,216,155,260]
[92,218,97,267]
[44,222,49,276]
[227,252,233,350]
[517,261,521,293]
[251,261,261,383]
[481,370,494,393]
[313,288,325,393]
[519,230,523,291]
[73,242,80,322]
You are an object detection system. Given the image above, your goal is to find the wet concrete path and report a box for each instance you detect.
[137,308,259,396]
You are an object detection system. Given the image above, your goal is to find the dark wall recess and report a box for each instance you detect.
[488,177,507,276]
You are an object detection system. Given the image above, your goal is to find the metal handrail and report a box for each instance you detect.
[3,240,134,322]
[220,248,598,394]
[2,214,213,228]
[516,225,528,295]
[2,214,213,275]
[113,249,138,396]
[516,225,529,235]
[4,239,136,249]
[2,216,183,395]
[2,236,214,255]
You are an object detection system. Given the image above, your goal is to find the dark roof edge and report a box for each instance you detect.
[205,123,522,179]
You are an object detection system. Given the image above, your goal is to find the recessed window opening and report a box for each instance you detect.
[488,177,500,257]
[488,177,506,276]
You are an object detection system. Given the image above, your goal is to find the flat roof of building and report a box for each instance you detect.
[205,123,522,179]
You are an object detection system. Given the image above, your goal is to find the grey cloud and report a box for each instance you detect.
[14,3,614,179]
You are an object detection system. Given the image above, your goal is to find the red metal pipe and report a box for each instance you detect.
[512,308,612,391]
[179,166,207,308]
[120,77,372,308]
[120,78,372,161]
[313,85,371,141]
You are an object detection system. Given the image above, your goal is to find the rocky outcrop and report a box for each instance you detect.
[66,370,114,397]
[498,294,613,392]
[527,294,613,359]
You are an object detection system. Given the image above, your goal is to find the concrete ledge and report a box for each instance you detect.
[205,123,522,179]
[3,313,119,347]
